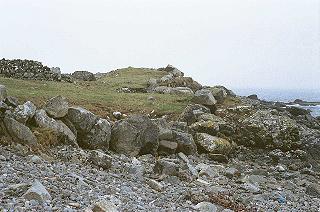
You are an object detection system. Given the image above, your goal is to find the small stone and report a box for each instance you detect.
[146,179,164,192]
[68,202,81,208]
[0,155,6,161]
[92,199,118,212]
[158,140,178,155]
[194,202,218,212]
[225,167,240,178]
[208,154,228,163]
[89,150,112,170]
[112,112,122,120]
[23,180,51,203]
[30,155,42,164]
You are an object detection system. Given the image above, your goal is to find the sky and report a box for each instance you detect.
[0,0,319,90]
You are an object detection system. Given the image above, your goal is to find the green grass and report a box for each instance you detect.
[0,67,192,119]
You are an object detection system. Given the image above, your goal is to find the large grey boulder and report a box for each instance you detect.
[192,89,217,106]
[3,116,37,146]
[72,71,96,81]
[110,115,159,156]
[43,96,69,118]
[34,109,78,147]
[210,86,228,103]
[67,107,98,133]
[13,101,36,124]
[0,85,7,101]
[151,118,173,140]
[195,133,233,155]
[179,104,211,125]
[81,118,112,151]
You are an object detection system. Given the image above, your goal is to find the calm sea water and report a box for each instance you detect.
[233,88,320,117]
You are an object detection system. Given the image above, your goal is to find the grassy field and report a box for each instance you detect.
[0,67,193,119]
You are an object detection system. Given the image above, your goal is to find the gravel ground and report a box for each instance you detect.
[0,144,320,211]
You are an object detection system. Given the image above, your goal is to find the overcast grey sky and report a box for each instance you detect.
[0,0,319,90]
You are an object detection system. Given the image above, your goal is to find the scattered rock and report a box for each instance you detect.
[13,101,37,124]
[306,183,320,197]
[194,202,218,212]
[179,104,211,125]
[158,140,178,155]
[23,180,51,203]
[173,131,197,155]
[91,199,118,212]
[89,150,112,170]
[146,179,164,192]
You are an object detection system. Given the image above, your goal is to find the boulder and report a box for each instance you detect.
[237,110,300,150]
[23,180,51,203]
[110,115,159,156]
[72,71,96,81]
[0,85,7,101]
[43,95,69,118]
[3,116,37,146]
[151,118,173,140]
[81,118,111,151]
[34,110,78,147]
[210,86,228,103]
[192,89,217,108]
[154,158,180,176]
[195,133,233,155]
[179,104,211,125]
[173,131,197,155]
[247,94,259,100]
[13,101,36,124]
[67,107,98,133]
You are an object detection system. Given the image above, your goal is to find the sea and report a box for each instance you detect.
[233,88,320,117]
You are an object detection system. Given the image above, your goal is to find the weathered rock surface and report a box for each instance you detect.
[44,95,69,118]
[12,101,36,124]
[34,109,77,147]
[179,104,211,125]
[67,107,98,134]
[195,133,233,155]
[173,131,197,155]
[192,89,217,106]
[237,110,300,150]
[110,115,159,156]
[3,116,37,146]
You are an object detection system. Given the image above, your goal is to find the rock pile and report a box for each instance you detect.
[72,71,96,81]
[0,59,62,81]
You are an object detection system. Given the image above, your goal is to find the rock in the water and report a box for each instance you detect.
[13,101,37,124]
[0,85,7,101]
[110,115,159,156]
[23,180,51,203]
[3,116,37,146]
[91,199,118,212]
[72,71,96,81]
[173,131,197,155]
[34,110,78,147]
[89,150,112,170]
[192,89,217,107]
[195,133,233,155]
[44,95,69,118]
[67,107,98,134]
